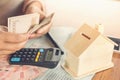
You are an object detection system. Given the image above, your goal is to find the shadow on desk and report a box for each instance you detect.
[92,51,120,80]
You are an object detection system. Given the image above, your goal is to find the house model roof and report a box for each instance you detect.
[64,24,117,57]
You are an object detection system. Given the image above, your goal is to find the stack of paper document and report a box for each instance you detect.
[35,66,94,80]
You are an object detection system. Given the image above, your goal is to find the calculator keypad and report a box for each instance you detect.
[10,48,45,62]
[9,48,63,69]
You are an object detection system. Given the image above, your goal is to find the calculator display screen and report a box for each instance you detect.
[45,50,53,61]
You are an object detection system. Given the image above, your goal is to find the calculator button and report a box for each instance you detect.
[26,48,30,51]
[39,56,43,61]
[21,49,25,51]
[19,52,23,54]
[30,49,34,52]
[23,55,26,57]
[32,55,36,58]
[33,52,37,55]
[34,49,39,52]
[15,52,19,54]
[55,50,59,55]
[31,58,34,61]
[21,58,25,61]
[28,52,32,54]
[39,48,44,53]
[11,58,20,62]
[27,55,31,57]
[26,58,30,61]
[18,55,22,57]
[24,52,28,54]
[38,58,42,62]
[13,54,17,57]
[35,52,41,62]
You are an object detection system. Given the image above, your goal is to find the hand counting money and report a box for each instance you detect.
[8,13,40,33]
[8,13,54,34]
[28,13,54,34]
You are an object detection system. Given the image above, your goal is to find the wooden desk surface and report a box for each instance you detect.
[92,51,120,80]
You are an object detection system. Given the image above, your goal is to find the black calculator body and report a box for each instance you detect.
[9,48,63,69]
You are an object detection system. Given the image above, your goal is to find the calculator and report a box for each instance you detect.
[9,48,63,68]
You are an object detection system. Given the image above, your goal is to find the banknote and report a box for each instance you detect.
[8,13,54,34]
[8,13,40,33]
[28,13,54,34]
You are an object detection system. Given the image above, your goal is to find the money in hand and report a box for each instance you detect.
[28,13,54,34]
[8,13,40,33]
[8,13,54,34]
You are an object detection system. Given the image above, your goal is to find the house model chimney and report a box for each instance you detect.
[95,24,104,34]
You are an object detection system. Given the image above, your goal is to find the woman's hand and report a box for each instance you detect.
[0,31,28,56]
[23,0,52,39]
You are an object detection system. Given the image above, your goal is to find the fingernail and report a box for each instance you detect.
[37,29,44,33]
[25,33,31,39]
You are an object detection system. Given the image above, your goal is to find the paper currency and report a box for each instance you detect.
[8,13,40,33]
[28,13,54,34]
[8,13,54,34]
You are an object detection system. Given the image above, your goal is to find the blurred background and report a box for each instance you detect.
[44,0,120,38]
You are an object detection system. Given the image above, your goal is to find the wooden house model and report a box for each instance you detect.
[62,24,117,78]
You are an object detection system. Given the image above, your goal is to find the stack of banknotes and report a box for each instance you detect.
[0,13,54,33]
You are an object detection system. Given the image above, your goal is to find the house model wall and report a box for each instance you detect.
[62,24,117,78]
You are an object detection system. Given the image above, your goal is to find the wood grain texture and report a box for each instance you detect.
[92,51,120,80]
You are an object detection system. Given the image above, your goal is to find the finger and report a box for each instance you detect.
[0,54,8,58]
[0,50,15,55]
[37,21,52,34]
[25,4,46,20]
[0,32,28,43]
[0,41,27,51]
[29,22,52,39]
[29,33,42,39]
[0,25,8,31]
